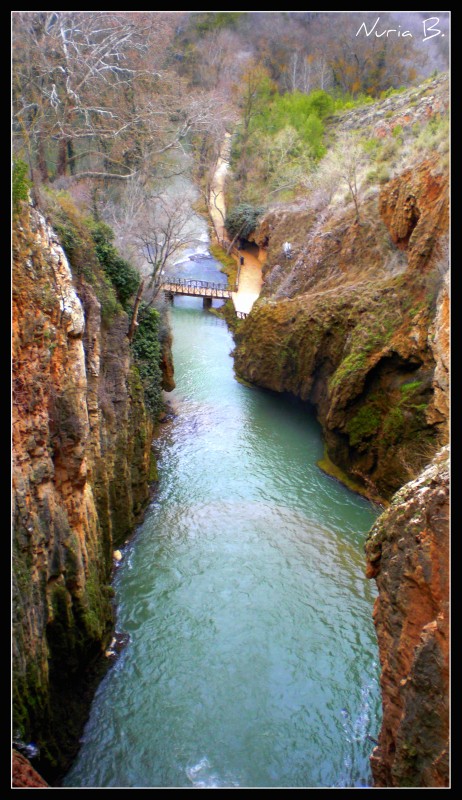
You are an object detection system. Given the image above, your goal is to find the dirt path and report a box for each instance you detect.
[209,133,231,244]
[231,245,264,316]
[209,135,263,316]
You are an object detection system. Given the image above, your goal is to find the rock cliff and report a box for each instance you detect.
[12,750,49,788]
[12,204,157,782]
[365,446,449,787]
[233,155,448,502]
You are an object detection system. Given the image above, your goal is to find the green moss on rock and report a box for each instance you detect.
[346,403,382,446]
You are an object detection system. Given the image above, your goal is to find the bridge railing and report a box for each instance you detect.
[162,277,229,291]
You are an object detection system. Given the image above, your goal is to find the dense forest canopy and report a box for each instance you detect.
[13,10,449,178]
[12,11,449,263]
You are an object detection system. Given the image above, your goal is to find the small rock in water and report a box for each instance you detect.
[113,550,122,562]
[105,631,130,659]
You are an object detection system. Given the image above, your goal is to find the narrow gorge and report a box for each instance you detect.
[12,11,450,789]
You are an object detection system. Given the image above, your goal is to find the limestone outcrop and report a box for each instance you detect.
[365,446,449,787]
[12,750,49,788]
[233,156,448,502]
[12,205,156,781]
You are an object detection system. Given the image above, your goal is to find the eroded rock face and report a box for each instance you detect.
[365,446,449,787]
[12,206,154,780]
[12,750,49,788]
[332,73,449,140]
[160,328,176,392]
[379,161,448,260]
[233,157,449,502]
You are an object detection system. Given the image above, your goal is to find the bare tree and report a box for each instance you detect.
[283,51,333,94]
[233,59,276,144]
[309,136,367,222]
[135,193,199,300]
[13,12,165,177]
[13,12,232,186]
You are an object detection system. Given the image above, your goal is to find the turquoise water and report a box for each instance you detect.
[64,254,381,788]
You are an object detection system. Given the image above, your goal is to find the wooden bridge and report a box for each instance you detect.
[161,277,235,308]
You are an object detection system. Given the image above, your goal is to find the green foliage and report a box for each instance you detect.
[254,90,333,158]
[362,137,381,155]
[414,113,449,156]
[334,93,375,111]
[380,85,407,99]
[231,87,340,202]
[346,403,381,446]
[88,220,140,310]
[382,407,404,444]
[392,124,403,139]
[366,164,391,185]
[46,193,98,280]
[382,380,427,446]
[225,203,264,239]
[13,159,31,213]
[329,350,366,390]
[132,305,163,420]
[209,243,238,287]
[376,138,400,162]
[44,194,123,327]
[400,380,421,395]
[192,11,242,33]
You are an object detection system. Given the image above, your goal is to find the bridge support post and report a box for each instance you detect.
[165,292,174,305]
[202,297,212,309]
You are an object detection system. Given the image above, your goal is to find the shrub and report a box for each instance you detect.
[225,203,264,239]
[377,139,400,162]
[13,159,31,213]
[44,193,124,326]
[334,93,374,111]
[47,194,99,280]
[255,90,332,159]
[380,86,406,100]
[193,11,242,33]
[132,305,163,420]
[414,114,449,156]
[362,138,381,156]
[367,164,391,185]
[87,220,140,309]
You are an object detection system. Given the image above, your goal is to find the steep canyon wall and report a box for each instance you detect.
[234,157,448,502]
[365,446,449,787]
[12,205,155,781]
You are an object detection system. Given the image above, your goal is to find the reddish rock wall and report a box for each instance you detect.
[12,205,154,781]
[365,446,449,787]
[12,750,49,788]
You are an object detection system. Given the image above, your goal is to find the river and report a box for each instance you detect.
[64,221,382,788]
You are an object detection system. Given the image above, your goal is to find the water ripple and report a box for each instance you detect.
[65,269,381,789]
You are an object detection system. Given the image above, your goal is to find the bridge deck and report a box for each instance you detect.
[161,278,232,299]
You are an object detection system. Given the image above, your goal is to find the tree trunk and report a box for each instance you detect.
[127,280,145,342]
[67,140,75,176]
[57,138,68,177]
[352,192,361,223]
[37,137,49,181]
